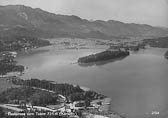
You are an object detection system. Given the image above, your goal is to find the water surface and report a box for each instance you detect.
[17,46,168,118]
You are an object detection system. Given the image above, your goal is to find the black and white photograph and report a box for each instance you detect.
[0,0,168,118]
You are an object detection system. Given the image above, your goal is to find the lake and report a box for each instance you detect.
[16,45,168,118]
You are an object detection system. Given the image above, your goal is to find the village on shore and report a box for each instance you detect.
[0,75,120,118]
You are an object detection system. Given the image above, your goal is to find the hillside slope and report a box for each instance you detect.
[0,5,168,39]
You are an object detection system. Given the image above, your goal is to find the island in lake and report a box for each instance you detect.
[0,36,125,118]
[1,4,168,118]
[78,49,130,64]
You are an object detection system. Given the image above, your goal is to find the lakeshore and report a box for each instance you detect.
[0,3,168,118]
[0,38,127,118]
[15,41,168,118]
[1,37,168,118]
[0,76,121,118]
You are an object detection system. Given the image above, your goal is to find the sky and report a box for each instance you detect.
[0,0,168,27]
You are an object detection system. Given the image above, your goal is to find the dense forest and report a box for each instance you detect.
[6,78,105,103]
[0,107,5,118]
[0,87,60,106]
[11,78,84,96]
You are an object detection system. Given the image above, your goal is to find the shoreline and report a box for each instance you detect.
[0,41,126,118]
[0,76,124,118]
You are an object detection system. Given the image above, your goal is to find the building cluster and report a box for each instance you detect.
[109,40,144,51]
[0,51,17,62]
[0,94,108,118]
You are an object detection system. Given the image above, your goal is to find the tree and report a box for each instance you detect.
[0,107,6,118]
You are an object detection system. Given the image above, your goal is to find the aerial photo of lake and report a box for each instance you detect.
[16,42,168,118]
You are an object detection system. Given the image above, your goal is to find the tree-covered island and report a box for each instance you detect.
[78,49,130,64]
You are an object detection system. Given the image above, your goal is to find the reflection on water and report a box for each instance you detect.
[17,47,168,118]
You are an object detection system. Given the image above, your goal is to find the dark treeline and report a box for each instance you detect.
[0,87,61,106]
[11,78,84,96]
[7,78,105,103]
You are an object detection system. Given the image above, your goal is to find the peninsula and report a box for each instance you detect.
[0,77,124,118]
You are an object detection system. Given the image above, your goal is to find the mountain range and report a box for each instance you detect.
[0,5,168,39]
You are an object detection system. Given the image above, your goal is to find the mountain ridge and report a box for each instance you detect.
[0,5,168,39]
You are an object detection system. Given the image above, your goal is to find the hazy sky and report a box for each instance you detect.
[0,0,168,27]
